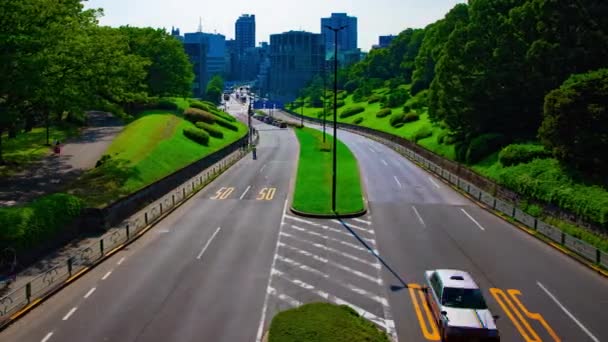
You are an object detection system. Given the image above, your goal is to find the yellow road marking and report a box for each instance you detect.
[257,187,276,201]
[211,187,235,200]
[509,289,561,342]
[408,283,440,340]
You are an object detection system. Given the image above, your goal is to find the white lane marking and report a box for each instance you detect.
[239,185,251,200]
[267,286,302,307]
[428,177,440,189]
[460,208,486,231]
[287,225,369,252]
[353,218,371,225]
[62,307,77,321]
[292,220,375,244]
[412,206,425,227]
[369,146,376,153]
[41,332,53,342]
[83,287,96,299]
[196,227,221,260]
[101,271,112,280]
[394,176,402,188]
[330,219,375,236]
[260,164,266,173]
[280,232,378,268]
[256,200,289,342]
[537,281,599,342]
[117,257,125,265]
[286,214,374,234]
[381,159,388,166]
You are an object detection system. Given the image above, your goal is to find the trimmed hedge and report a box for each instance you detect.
[413,125,433,142]
[215,118,239,131]
[404,112,420,122]
[466,133,507,164]
[389,112,405,127]
[498,144,552,166]
[353,117,364,124]
[339,106,365,118]
[183,127,210,145]
[0,193,84,251]
[368,94,382,104]
[183,107,216,124]
[376,108,392,118]
[190,101,211,112]
[195,122,224,139]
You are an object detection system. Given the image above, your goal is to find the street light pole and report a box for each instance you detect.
[322,62,327,142]
[247,93,253,146]
[300,99,304,127]
[324,24,347,213]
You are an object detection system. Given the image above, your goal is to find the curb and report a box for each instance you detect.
[290,206,367,219]
[0,149,249,331]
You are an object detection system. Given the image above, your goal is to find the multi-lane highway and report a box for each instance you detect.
[1,97,606,342]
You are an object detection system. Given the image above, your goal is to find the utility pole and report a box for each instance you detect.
[322,62,327,142]
[324,24,347,213]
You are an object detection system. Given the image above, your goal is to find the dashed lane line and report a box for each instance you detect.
[394,176,402,189]
[239,185,251,200]
[101,271,112,280]
[117,257,125,265]
[41,332,53,342]
[428,177,441,189]
[460,208,486,231]
[196,227,221,260]
[412,206,426,227]
[62,307,77,321]
[83,287,96,299]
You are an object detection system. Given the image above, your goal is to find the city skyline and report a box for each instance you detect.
[84,0,466,51]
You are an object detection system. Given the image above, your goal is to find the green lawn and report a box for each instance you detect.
[292,127,364,215]
[69,112,247,207]
[268,302,388,342]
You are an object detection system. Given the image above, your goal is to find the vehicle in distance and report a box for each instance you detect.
[424,269,500,341]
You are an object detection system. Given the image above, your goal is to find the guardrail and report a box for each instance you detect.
[283,110,608,271]
[0,146,249,325]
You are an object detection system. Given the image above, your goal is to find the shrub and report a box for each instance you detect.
[404,112,420,123]
[368,94,382,104]
[466,133,507,164]
[389,112,405,127]
[183,127,210,145]
[385,88,410,108]
[413,125,433,142]
[337,100,345,108]
[376,108,392,118]
[183,107,215,124]
[195,122,224,139]
[190,101,211,111]
[394,122,405,128]
[157,99,178,110]
[337,91,347,100]
[353,117,364,125]
[339,106,365,118]
[402,105,411,113]
[215,118,239,131]
[344,79,359,93]
[498,144,551,166]
[95,154,112,168]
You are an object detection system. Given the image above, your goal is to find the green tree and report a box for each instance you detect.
[205,75,224,104]
[539,69,608,176]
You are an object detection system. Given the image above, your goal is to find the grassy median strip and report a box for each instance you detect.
[268,302,388,342]
[293,127,364,215]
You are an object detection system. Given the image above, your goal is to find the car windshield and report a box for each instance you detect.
[442,287,488,309]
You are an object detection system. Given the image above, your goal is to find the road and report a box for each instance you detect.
[271,110,607,342]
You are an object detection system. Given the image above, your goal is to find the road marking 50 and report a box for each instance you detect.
[408,283,440,340]
[490,288,560,342]
[211,187,235,200]
[257,187,276,201]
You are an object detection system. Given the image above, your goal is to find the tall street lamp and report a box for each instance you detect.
[324,24,347,213]
[322,62,327,142]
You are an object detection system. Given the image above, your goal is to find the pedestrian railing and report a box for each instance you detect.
[283,110,608,271]
[0,147,248,324]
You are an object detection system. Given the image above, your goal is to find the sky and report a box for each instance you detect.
[84,0,466,51]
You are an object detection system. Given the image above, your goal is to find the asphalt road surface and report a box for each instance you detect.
[272,111,607,342]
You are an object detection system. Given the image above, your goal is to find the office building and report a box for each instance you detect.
[269,31,325,101]
[182,31,226,97]
[235,14,256,55]
[379,35,396,48]
[321,13,357,54]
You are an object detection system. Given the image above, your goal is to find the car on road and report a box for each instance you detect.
[424,269,500,341]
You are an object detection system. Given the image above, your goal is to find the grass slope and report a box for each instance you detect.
[292,127,364,215]
[268,302,388,342]
[70,112,246,207]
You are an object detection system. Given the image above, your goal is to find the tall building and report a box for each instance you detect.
[235,14,256,55]
[269,31,325,102]
[182,31,226,97]
[321,13,357,54]
[378,35,396,48]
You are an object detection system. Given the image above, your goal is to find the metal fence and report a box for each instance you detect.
[283,110,608,270]
[0,147,248,324]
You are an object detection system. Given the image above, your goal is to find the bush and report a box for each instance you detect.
[413,125,433,142]
[402,105,411,113]
[95,154,112,168]
[466,133,507,164]
[190,101,211,111]
[215,118,239,131]
[339,106,365,118]
[183,127,210,145]
[404,112,420,123]
[337,100,345,108]
[394,122,405,128]
[376,108,392,118]
[337,91,347,100]
[385,88,410,108]
[389,112,405,127]
[353,117,364,125]
[499,144,552,166]
[157,99,178,110]
[183,107,215,124]
[368,94,382,104]
[344,79,359,93]
[195,122,224,139]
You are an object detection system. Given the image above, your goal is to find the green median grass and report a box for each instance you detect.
[268,302,388,342]
[292,127,364,215]
[69,112,246,207]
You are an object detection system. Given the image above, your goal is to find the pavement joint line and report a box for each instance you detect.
[394,176,402,189]
[239,185,251,200]
[537,281,599,342]
[117,257,125,265]
[196,227,221,260]
[428,176,441,189]
[83,287,96,299]
[101,271,112,280]
[41,332,53,342]
[255,199,289,342]
[460,208,486,231]
[62,307,77,321]
[412,206,426,227]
